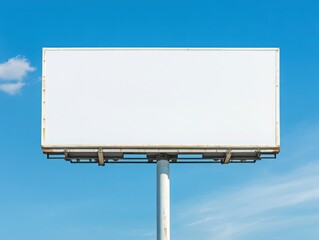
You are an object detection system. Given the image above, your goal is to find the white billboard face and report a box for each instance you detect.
[42,48,279,157]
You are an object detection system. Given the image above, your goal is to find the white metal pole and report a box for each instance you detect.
[157,159,170,240]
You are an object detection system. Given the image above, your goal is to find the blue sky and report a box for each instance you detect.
[0,0,319,239]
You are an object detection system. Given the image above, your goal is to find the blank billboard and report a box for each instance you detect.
[42,48,279,158]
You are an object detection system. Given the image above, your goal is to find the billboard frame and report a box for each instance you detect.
[42,48,280,164]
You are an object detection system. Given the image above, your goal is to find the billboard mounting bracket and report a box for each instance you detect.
[98,149,105,166]
[222,150,232,164]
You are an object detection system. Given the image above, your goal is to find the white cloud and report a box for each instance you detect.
[0,82,25,95]
[0,56,35,95]
[0,56,35,81]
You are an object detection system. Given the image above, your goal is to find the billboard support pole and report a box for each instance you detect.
[157,159,170,240]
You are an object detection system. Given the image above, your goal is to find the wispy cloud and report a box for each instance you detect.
[171,121,319,240]
[175,162,319,240]
[0,56,35,95]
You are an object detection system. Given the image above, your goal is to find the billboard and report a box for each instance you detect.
[42,48,280,163]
